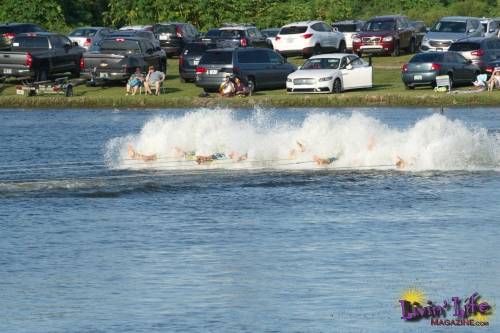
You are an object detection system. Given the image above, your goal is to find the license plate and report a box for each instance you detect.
[361,45,382,49]
[287,38,295,43]
[99,72,109,78]
[3,68,12,74]
[208,70,218,75]
[436,48,443,51]
[414,75,423,80]
[159,35,168,40]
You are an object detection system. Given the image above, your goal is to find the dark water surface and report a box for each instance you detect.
[0,108,499,333]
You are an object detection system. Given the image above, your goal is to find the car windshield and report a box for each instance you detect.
[364,20,395,31]
[153,24,176,34]
[280,26,308,35]
[0,27,13,34]
[100,40,141,54]
[219,30,244,38]
[409,53,443,63]
[200,51,232,65]
[69,29,98,37]
[12,36,49,49]
[333,24,358,32]
[449,42,481,51]
[301,58,340,70]
[431,21,467,33]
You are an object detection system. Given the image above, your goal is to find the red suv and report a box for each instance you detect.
[352,15,416,57]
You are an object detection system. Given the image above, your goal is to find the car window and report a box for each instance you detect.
[154,24,176,34]
[454,52,467,64]
[201,51,233,64]
[280,26,308,34]
[469,20,479,31]
[51,36,63,48]
[364,20,396,31]
[333,24,357,32]
[12,36,50,49]
[340,57,348,68]
[347,55,364,67]
[268,51,283,64]
[60,35,72,47]
[301,58,340,69]
[431,21,466,33]
[311,23,324,32]
[409,53,443,63]
[220,30,245,38]
[239,50,268,63]
[321,23,332,32]
[248,29,257,38]
[449,42,481,51]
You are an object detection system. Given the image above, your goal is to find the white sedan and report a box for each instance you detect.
[286,53,372,93]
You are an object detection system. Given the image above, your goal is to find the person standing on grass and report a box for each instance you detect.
[144,66,165,95]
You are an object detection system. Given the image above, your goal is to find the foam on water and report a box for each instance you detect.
[107,109,500,171]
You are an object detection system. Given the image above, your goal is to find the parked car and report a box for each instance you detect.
[286,53,372,93]
[410,21,428,49]
[216,25,268,49]
[352,15,416,57]
[275,21,346,58]
[331,20,365,51]
[80,36,167,82]
[480,18,500,38]
[106,30,160,49]
[420,16,483,52]
[261,28,280,49]
[153,22,199,57]
[68,27,114,51]
[401,52,480,89]
[179,42,217,82]
[195,47,296,92]
[0,23,46,50]
[0,32,84,81]
[449,37,500,71]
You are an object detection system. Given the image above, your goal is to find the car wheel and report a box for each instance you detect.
[338,41,346,53]
[36,67,48,82]
[313,44,322,56]
[179,76,186,83]
[448,73,454,89]
[391,42,400,57]
[247,76,256,95]
[332,78,342,93]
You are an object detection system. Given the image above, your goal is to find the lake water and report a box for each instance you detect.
[0,107,499,333]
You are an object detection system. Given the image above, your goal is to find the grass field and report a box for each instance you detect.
[0,53,499,108]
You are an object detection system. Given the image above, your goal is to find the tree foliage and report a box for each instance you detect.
[0,0,499,32]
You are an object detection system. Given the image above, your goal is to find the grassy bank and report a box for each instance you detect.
[1,54,498,109]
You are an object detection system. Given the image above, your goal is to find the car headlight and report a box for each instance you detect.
[382,36,393,42]
[319,76,333,82]
[353,37,361,43]
[287,78,292,83]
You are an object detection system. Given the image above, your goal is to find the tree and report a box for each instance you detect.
[0,0,68,32]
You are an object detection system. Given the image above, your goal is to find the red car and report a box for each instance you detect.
[352,15,416,57]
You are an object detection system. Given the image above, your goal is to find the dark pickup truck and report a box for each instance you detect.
[81,37,167,82]
[0,32,85,81]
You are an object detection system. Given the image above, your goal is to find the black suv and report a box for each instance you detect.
[195,47,296,92]
[179,42,217,82]
[216,25,269,48]
[0,23,46,49]
[153,22,199,57]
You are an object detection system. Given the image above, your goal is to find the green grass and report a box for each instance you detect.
[0,54,498,108]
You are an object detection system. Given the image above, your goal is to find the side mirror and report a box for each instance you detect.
[332,27,339,32]
[72,41,78,47]
[467,59,473,64]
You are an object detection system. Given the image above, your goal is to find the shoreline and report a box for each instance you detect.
[1,92,499,109]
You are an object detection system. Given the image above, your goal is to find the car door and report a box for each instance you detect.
[310,23,327,48]
[449,52,469,82]
[50,35,68,73]
[397,18,411,49]
[141,40,156,68]
[345,55,372,88]
[340,56,357,89]
[267,50,289,87]
[322,22,338,49]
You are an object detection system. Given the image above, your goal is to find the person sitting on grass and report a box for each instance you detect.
[126,67,145,96]
[234,77,251,97]
[144,66,165,96]
[487,68,500,92]
[219,75,235,97]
